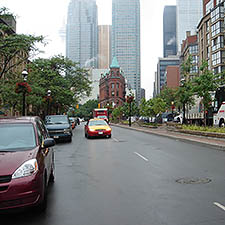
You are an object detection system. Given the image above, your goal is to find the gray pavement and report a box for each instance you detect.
[111,123,225,150]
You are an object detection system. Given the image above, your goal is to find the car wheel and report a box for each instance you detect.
[37,175,48,212]
[219,119,225,127]
[85,133,87,138]
[108,134,111,138]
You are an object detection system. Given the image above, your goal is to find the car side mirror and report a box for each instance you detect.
[42,138,55,148]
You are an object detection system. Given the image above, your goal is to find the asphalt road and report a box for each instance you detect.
[1,123,225,225]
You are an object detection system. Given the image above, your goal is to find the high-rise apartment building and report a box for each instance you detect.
[112,0,141,102]
[98,25,111,69]
[176,0,203,52]
[198,0,225,74]
[66,0,98,68]
[163,6,177,57]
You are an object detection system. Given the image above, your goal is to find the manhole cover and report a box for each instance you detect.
[176,177,211,184]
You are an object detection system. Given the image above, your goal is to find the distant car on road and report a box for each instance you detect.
[0,116,55,212]
[84,118,112,138]
[45,115,72,142]
[69,117,76,129]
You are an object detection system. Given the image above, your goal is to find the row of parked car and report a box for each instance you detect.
[0,114,79,213]
[139,112,182,124]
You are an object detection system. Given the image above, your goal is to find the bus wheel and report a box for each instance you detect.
[219,119,225,127]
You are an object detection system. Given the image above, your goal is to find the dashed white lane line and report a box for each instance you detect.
[214,202,225,212]
[134,152,149,162]
[113,138,119,142]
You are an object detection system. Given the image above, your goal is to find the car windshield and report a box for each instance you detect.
[97,116,107,119]
[45,116,68,124]
[89,120,107,126]
[0,124,36,151]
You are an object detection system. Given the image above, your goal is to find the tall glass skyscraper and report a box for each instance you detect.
[163,6,177,57]
[112,0,141,101]
[176,0,203,52]
[66,0,98,68]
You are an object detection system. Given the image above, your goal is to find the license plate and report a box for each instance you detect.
[98,132,103,134]
[54,136,59,138]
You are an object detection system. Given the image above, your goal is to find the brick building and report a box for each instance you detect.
[165,66,180,88]
[99,57,126,108]
[181,31,199,81]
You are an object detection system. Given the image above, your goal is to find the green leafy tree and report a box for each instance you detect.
[74,99,99,120]
[0,7,45,79]
[158,87,177,111]
[192,61,219,125]
[175,55,195,124]
[111,106,123,122]
[175,80,194,124]
[151,97,167,116]
[26,55,92,117]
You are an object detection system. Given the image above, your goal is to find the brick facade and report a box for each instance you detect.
[99,65,126,108]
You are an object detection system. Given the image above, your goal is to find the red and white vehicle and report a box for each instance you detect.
[93,108,108,122]
[213,86,225,127]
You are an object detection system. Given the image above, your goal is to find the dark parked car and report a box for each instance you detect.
[45,115,72,142]
[0,116,55,212]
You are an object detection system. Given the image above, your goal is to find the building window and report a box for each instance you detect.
[211,20,224,37]
[189,45,198,54]
[212,51,224,66]
[111,83,114,89]
[211,35,224,51]
[211,6,224,23]
[111,91,114,97]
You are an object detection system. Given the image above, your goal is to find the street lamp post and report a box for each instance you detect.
[126,95,134,127]
[22,70,28,116]
[47,90,51,115]
[171,101,174,117]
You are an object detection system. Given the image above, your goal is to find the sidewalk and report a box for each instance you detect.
[111,123,225,151]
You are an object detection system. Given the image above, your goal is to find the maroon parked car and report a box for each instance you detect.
[0,116,55,212]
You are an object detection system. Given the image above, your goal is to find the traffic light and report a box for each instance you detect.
[98,103,100,108]
[76,104,79,109]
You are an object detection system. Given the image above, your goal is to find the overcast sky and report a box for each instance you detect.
[1,0,176,99]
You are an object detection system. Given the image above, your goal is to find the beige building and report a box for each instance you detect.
[180,31,199,81]
[198,0,225,74]
[98,25,111,69]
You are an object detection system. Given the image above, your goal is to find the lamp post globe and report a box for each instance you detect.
[22,70,28,81]
[47,90,51,115]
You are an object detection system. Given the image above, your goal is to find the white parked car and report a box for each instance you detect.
[174,113,183,124]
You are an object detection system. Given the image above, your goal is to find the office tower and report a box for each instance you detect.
[66,0,98,68]
[112,0,141,102]
[176,0,203,52]
[163,6,177,57]
[156,56,180,95]
[98,25,111,69]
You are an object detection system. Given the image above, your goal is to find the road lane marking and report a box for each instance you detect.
[214,202,225,211]
[134,152,149,162]
[113,138,119,142]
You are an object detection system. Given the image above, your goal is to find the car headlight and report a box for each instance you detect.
[12,159,38,179]
[89,128,95,132]
[106,128,111,131]
[64,128,71,133]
